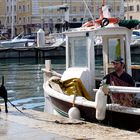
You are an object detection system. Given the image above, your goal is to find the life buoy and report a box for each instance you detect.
[82,17,119,27]
[101,18,109,27]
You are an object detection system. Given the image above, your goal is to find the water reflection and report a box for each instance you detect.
[0,58,65,111]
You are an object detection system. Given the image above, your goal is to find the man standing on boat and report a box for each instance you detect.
[103,57,135,107]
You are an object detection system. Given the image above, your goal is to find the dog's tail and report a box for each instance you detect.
[2,76,4,86]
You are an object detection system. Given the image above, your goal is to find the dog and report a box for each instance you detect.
[0,76,8,113]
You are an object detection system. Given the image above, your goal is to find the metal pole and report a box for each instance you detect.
[11,0,14,39]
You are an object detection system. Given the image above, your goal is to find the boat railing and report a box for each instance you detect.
[93,85,140,94]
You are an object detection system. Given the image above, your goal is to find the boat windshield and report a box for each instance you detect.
[68,36,88,67]
[107,38,125,73]
[108,38,121,63]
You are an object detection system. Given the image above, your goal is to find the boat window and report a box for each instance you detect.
[68,37,88,67]
[108,38,121,63]
[108,38,122,73]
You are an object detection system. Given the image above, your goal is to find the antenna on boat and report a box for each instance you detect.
[11,0,14,39]
[119,0,125,19]
[82,0,108,25]
[82,0,95,21]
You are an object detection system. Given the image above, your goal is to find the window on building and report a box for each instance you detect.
[130,16,133,19]
[7,17,9,23]
[7,6,9,13]
[23,5,25,12]
[23,17,26,23]
[73,7,76,12]
[124,7,127,12]
[28,5,30,12]
[14,16,16,23]
[117,6,120,11]
[19,5,21,12]
[14,5,16,12]
[80,5,84,12]
[129,6,134,11]
[137,5,140,11]
[28,17,30,23]
[11,6,12,12]
[19,17,21,24]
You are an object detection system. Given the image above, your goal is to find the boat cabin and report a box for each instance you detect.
[62,26,133,97]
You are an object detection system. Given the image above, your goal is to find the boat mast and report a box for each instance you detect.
[120,0,125,19]
[11,0,14,39]
[82,0,94,21]
[102,0,106,5]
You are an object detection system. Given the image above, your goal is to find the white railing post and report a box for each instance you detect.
[43,60,52,83]
[45,60,51,71]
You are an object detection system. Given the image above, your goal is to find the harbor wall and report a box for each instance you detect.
[0,46,65,59]
[0,44,140,59]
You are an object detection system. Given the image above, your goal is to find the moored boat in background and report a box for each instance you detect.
[131,29,140,45]
[0,33,36,48]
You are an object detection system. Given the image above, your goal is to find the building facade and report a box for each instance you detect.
[124,0,140,20]
[0,0,125,36]
[0,0,6,32]
[31,0,124,33]
[5,0,17,38]
[16,0,32,35]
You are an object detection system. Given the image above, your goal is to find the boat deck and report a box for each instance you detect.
[0,106,140,140]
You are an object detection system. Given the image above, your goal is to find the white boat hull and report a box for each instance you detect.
[43,81,140,131]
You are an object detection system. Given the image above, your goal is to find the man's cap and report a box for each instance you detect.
[111,57,124,63]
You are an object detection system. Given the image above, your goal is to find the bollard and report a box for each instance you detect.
[37,28,45,47]
[43,60,52,82]
[45,60,51,71]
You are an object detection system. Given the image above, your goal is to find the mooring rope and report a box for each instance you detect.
[7,99,86,125]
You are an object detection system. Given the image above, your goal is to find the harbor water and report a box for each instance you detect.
[0,58,65,111]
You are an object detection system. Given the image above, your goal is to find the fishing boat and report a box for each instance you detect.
[42,4,140,131]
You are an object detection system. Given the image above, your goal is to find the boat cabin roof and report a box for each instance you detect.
[65,26,131,37]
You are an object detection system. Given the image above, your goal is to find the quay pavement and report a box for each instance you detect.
[0,106,140,140]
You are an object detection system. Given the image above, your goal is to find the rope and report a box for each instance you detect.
[7,99,85,125]
[1,76,85,125]
[7,99,25,114]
